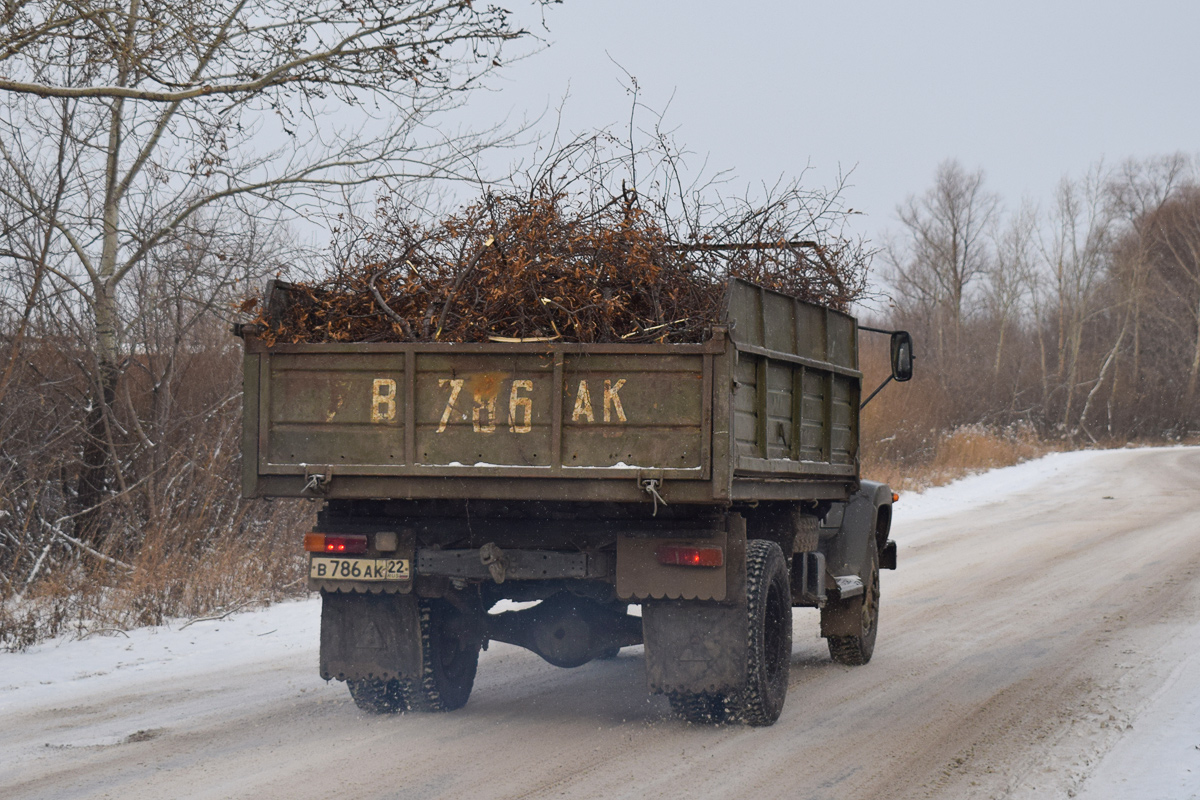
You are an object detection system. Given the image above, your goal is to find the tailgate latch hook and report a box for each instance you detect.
[302,467,333,496]
[640,479,668,516]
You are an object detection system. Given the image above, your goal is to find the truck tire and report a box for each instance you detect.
[666,540,792,726]
[740,539,792,726]
[823,543,879,666]
[403,598,481,712]
[347,678,409,714]
[668,691,731,724]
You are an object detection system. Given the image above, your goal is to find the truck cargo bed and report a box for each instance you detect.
[240,279,862,504]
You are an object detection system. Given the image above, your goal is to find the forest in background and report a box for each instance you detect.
[861,154,1200,487]
[6,151,1198,648]
[2,0,1198,647]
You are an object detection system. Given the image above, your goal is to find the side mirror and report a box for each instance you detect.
[890,331,914,382]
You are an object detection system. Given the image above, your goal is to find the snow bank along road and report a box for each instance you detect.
[3,447,1200,800]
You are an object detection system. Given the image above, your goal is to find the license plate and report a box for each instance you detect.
[309,557,410,581]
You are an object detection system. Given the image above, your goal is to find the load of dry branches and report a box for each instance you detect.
[251,165,870,345]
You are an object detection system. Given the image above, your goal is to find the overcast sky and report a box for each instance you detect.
[459,0,1199,247]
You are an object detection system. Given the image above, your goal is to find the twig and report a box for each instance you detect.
[42,520,134,572]
[19,543,53,597]
[368,266,415,339]
[44,474,152,527]
[435,236,492,338]
[486,334,560,343]
[179,598,259,630]
[78,627,131,640]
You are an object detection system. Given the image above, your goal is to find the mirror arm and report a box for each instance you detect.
[860,374,894,410]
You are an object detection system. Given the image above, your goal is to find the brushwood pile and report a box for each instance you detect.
[250,188,867,345]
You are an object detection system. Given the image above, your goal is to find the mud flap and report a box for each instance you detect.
[319,590,422,682]
[642,514,748,695]
[820,592,862,637]
[880,539,897,570]
[643,601,748,694]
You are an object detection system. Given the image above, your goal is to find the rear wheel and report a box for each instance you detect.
[666,540,792,727]
[823,544,880,666]
[668,691,731,724]
[404,598,482,711]
[740,539,793,726]
[347,677,408,714]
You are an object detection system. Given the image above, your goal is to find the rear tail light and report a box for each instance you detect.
[656,544,724,568]
[304,533,368,554]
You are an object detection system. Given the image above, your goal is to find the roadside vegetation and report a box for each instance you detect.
[3,4,1200,651]
[858,155,1200,492]
[6,153,1200,651]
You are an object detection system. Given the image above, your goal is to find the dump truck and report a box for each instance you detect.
[235,278,913,726]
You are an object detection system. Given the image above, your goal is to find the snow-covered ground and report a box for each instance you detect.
[2,447,1199,799]
[1076,619,1200,800]
[900,448,1200,800]
[0,599,321,744]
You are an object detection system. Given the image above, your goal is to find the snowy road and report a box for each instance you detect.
[3,447,1200,799]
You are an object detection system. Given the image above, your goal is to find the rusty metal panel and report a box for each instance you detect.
[732,354,758,457]
[241,354,260,497]
[413,353,554,468]
[560,354,705,470]
[263,352,405,471]
[710,338,732,501]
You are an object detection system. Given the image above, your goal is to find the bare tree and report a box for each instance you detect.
[0,0,548,536]
[1040,165,1114,431]
[985,201,1037,378]
[1143,184,1200,413]
[886,159,999,361]
[1106,154,1191,411]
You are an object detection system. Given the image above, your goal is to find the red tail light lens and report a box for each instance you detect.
[656,544,724,568]
[303,533,368,554]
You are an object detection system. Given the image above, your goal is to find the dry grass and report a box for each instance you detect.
[0,506,311,651]
[0,336,315,652]
[863,422,1052,493]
